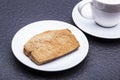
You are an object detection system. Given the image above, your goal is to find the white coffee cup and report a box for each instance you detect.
[78,0,120,27]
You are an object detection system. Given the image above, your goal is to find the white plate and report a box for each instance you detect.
[72,2,120,39]
[11,20,89,72]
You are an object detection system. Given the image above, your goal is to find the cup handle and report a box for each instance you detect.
[78,0,93,19]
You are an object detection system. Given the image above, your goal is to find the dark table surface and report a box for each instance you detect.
[0,0,120,80]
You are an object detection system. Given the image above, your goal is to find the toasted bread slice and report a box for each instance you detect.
[24,29,80,65]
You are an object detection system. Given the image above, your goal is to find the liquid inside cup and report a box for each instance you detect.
[97,0,120,4]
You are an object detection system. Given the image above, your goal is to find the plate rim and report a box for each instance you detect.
[11,20,89,72]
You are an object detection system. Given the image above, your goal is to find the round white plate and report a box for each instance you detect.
[72,2,120,39]
[11,20,89,72]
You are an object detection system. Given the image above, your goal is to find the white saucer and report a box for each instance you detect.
[72,2,120,39]
[11,20,89,72]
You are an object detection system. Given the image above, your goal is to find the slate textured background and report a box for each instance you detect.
[0,0,120,80]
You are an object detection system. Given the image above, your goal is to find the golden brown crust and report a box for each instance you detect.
[24,29,80,65]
